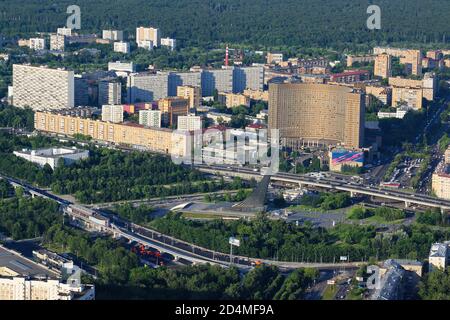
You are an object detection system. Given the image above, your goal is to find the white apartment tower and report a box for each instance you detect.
[29,38,46,50]
[136,26,160,48]
[102,105,124,123]
[12,64,74,111]
[139,110,162,128]
[99,80,122,106]
[50,34,66,51]
[177,115,202,131]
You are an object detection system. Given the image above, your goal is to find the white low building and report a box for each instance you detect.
[377,107,410,119]
[13,147,89,169]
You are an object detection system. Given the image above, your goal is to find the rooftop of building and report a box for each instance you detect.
[14,147,87,158]
[330,70,370,77]
[372,259,406,300]
[0,245,59,279]
[429,242,450,258]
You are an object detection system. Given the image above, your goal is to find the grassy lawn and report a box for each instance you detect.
[322,285,338,300]
[364,215,405,225]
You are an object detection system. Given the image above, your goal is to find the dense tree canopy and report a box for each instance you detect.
[0,1,449,51]
[150,212,450,262]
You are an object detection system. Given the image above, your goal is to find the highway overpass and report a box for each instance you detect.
[195,165,450,211]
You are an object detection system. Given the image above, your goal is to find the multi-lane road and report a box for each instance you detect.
[194,164,450,211]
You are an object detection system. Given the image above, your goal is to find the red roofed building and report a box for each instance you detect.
[330,70,370,83]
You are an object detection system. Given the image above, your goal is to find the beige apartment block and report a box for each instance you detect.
[346,55,375,67]
[34,112,188,157]
[136,26,160,48]
[365,85,392,105]
[266,52,283,65]
[391,86,423,109]
[158,97,190,127]
[177,85,201,108]
[243,89,269,102]
[218,92,251,108]
[389,74,436,101]
[374,54,392,79]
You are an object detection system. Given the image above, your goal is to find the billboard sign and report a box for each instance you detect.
[229,237,241,247]
[331,149,364,165]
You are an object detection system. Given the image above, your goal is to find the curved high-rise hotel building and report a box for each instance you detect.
[268,83,365,149]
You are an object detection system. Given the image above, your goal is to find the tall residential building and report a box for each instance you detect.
[102,105,124,123]
[57,27,72,36]
[50,34,66,51]
[401,50,422,76]
[426,50,443,60]
[12,64,74,111]
[373,47,422,76]
[127,72,169,103]
[268,83,365,150]
[389,73,436,101]
[177,115,202,131]
[113,41,130,54]
[102,30,124,41]
[391,86,423,109]
[168,71,202,96]
[177,86,201,109]
[161,37,176,51]
[365,85,392,106]
[139,109,162,128]
[432,147,450,200]
[233,66,265,92]
[374,53,392,79]
[201,68,234,97]
[34,111,188,157]
[29,38,46,50]
[136,26,160,48]
[98,80,121,106]
[158,97,190,127]
[74,75,89,106]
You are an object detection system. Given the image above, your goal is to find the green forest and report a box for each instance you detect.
[0,0,449,51]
